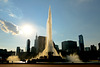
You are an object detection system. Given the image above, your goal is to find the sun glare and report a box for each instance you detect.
[20,24,35,36]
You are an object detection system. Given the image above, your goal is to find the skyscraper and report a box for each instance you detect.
[85,47,90,51]
[54,45,59,51]
[27,39,30,53]
[79,35,84,51]
[31,46,36,53]
[90,45,97,51]
[37,36,46,53]
[62,40,77,52]
[98,43,100,51]
[34,34,38,53]
[34,35,46,53]
[16,47,20,55]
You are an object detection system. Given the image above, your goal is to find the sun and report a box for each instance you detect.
[20,24,34,35]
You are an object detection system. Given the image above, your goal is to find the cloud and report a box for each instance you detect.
[4,0,8,2]
[0,0,8,3]
[0,20,19,35]
[9,13,16,17]
[0,0,23,20]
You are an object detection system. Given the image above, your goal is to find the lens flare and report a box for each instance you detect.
[20,24,35,36]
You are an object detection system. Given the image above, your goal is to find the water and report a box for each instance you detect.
[35,6,59,58]
[67,53,83,63]
[7,55,20,63]
[41,6,58,56]
[6,7,82,63]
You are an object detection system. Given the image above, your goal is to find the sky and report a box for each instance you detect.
[0,0,100,51]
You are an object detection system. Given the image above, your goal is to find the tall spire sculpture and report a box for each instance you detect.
[47,6,52,42]
[46,6,53,52]
[42,6,58,56]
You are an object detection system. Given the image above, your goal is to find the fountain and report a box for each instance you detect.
[7,55,20,63]
[41,6,59,56]
[27,6,66,63]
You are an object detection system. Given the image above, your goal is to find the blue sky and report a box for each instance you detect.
[0,0,100,51]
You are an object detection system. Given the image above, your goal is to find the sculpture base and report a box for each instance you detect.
[27,52,67,63]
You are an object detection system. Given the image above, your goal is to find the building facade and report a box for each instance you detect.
[90,45,97,51]
[62,40,77,53]
[31,46,36,53]
[34,35,38,53]
[27,39,30,53]
[85,47,90,51]
[34,35,46,54]
[98,43,100,51]
[37,36,46,53]
[79,35,84,51]
[16,47,20,55]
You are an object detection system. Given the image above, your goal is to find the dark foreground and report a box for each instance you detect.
[0,64,100,67]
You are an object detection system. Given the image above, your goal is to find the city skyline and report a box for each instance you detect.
[0,0,100,51]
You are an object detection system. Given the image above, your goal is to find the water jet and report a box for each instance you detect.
[27,6,66,63]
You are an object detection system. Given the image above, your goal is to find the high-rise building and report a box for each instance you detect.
[62,40,77,52]
[98,43,100,51]
[34,34,38,53]
[31,46,36,53]
[16,47,20,55]
[34,35,46,53]
[85,47,90,51]
[79,35,84,51]
[54,45,59,51]
[27,39,30,53]
[20,49,24,53]
[90,45,97,51]
[37,36,46,53]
